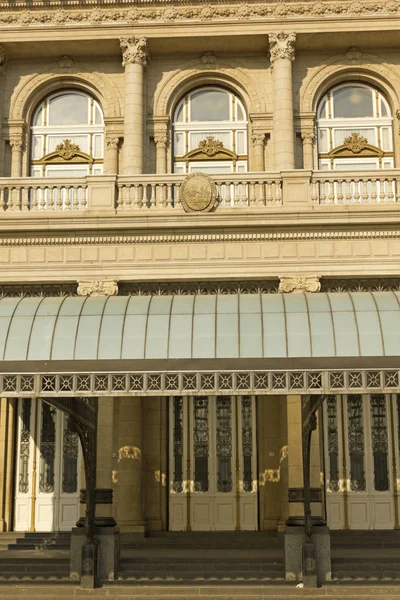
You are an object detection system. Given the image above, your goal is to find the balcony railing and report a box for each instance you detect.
[0,170,399,214]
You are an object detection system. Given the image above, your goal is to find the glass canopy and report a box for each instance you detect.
[0,291,399,361]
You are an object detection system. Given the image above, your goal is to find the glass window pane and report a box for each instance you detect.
[62,415,79,494]
[174,132,185,156]
[31,135,43,160]
[174,101,184,122]
[98,315,125,359]
[93,134,103,158]
[236,102,244,121]
[370,395,389,491]
[33,103,44,126]
[241,397,253,492]
[326,396,340,491]
[39,403,56,493]
[172,397,184,493]
[94,104,103,124]
[334,128,376,148]
[190,89,230,121]
[47,135,89,154]
[236,131,246,154]
[74,315,102,359]
[380,98,388,117]
[48,94,89,125]
[318,129,329,153]
[333,86,374,118]
[318,96,327,119]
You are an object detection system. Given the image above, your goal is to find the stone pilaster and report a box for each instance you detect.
[301,131,315,170]
[268,32,296,170]
[9,123,25,178]
[154,134,169,175]
[105,136,119,174]
[120,37,149,175]
[251,132,265,171]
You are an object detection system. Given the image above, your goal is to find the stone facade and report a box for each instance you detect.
[0,0,399,536]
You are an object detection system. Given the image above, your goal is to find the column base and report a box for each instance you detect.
[284,525,331,586]
[70,526,120,583]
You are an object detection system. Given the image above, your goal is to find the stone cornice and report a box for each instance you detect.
[0,229,398,246]
[0,1,400,27]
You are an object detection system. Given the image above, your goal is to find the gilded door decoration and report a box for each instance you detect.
[347,395,366,492]
[370,395,389,492]
[169,396,258,531]
[327,396,340,492]
[62,417,79,494]
[39,404,56,494]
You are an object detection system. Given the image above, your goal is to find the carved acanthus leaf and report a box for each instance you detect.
[279,275,321,294]
[58,55,74,68]
[77,279,119,297]
[200,51,217,64]
[346,47,363,61]
[268,32,296,63]
[120,36,149,67]
[198,136,224,157]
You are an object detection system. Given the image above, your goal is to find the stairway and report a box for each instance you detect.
[0,532,71,583]
[330,530,400,583]
[117,531,286,585]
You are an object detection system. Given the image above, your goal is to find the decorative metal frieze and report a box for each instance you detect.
[0,369,400,397]
[321,278,400,293]
[347,395,366,492]
[326,396,340,492]
[119,280,279,296]
[18,398,31,494]
[39,403,56,494]
[172,397,184,493]
[0,284,77,298]
[193,396,209,493]
[216,396,233,493]
[370,394,389,492]
[241,396,253,493]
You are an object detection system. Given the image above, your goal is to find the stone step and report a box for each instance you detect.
[1,584,400,599]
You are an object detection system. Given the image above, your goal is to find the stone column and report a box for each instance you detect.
[0,398,16,532]
[251,133,265,171]
[0,46,7,177]
[120,37,149,175]
[301,132,315,170]
[115,397,144,532]
[154,135,168,174]
[105,136,119,174]
[96,397,114,522]
[268,32,296,170]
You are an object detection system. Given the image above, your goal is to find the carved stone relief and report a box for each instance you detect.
[180,172,216,213]
[120,37,149,68]
[77,279,119,297]
[279,275,321,293]
[268,32,296,63]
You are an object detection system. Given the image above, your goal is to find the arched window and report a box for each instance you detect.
[173,87,248,174]
[317,84,393,170]
[30,91,104,177]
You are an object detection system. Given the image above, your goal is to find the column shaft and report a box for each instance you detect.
[273,58,295,170]
[302,134,315,170]
[124,62,144,174]
[97,397,114,520]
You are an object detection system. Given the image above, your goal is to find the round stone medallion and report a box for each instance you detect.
[180,172,216,213]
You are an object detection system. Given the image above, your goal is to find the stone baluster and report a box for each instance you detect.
[268,32,296,171]
[120,37,149,175]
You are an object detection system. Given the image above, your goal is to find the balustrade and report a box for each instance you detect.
[0,170,398,214]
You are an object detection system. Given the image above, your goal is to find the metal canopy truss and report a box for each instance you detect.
[0,367,399,397]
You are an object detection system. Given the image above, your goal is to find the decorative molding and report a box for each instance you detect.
[56,139,80,160]
[154,134,169,149]
[0,279,398,298]
[0,229,399,247]
[251,132,266,146]
[120,36,149,68]
[0,369,399,398]
[58,55,74,69]
[77,279,119,297]
[2,3,400,26]
[106,136,120,150]
[346,47,363,61]
[8,134,24,151]
[200,51,217,64]
[268,32,296,63]
[301,131,315,144]
[343,132,369,154]
[180,172,216,213]
[198,136,224,157]
[279,275,321,293]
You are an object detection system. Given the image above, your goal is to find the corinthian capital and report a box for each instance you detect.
[9,134,24,152]
[77,279,119,297]
[120,36,149,67]
[268,32,296,63]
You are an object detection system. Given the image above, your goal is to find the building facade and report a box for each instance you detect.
[0,0,400,549]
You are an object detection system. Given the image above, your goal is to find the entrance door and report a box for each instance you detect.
[324,394,400,529]
[14,399,81,531]
[169,395,258,531]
